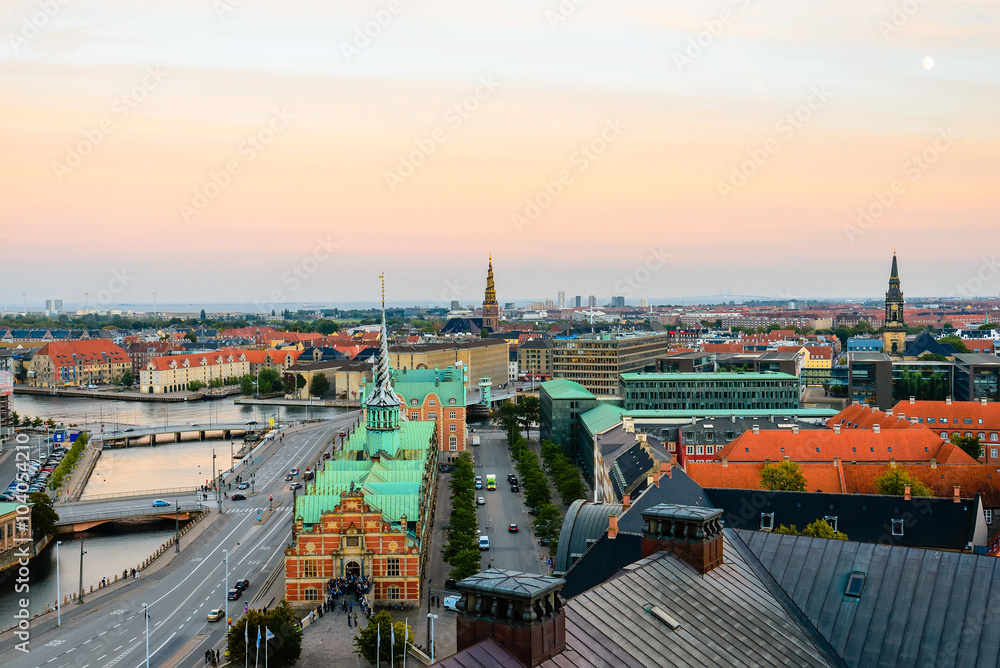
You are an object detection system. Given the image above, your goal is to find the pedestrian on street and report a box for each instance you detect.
[347,613,351,627]
[354,612,358,626]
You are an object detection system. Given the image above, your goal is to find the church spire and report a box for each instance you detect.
[482,254,500,332]
[365,274,401,426]
[890,250,899,280]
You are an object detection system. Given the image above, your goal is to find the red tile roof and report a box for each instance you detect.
[842,463,1000,507]
[686,461,845,493]
[37,340,130,366]
[717,428,975,464]
[221,348,301,365]
[146,352,247,371]
[827,404,927,431]
[892,399,1000,431]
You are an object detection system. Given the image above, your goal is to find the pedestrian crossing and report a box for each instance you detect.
[228,506,292,512]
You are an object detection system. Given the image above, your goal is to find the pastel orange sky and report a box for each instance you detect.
[1,0,998,309]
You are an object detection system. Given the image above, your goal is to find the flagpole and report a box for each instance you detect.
[245,623,248,668]
[255,625,260,668]
[403,620,407,668]
[377,624,381,668]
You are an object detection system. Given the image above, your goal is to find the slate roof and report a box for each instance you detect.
[707,489,985,551]
[554,500,623,574]
[903,330,956,357]
[552,534,837,667]
[441,317,485,335]
[740,530,1000,668]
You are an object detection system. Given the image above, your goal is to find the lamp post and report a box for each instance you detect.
[426,579,433,654]
[143,604,150,668]
[55,540,62,626]
[426,614,437,663]
[223,549,229,632]
[175,500,180,553]
[78,538,86,604]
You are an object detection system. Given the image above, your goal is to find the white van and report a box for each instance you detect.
[479,535,490,550]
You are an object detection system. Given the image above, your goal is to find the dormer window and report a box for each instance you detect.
[760,513,774,531]
[411,399,417,407]
[891,519,904,536]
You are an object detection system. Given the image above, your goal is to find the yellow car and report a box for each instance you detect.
[207,608,224,622]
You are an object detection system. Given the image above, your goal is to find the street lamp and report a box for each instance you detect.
[426,613,438,663]
[143,604,150,668]
[78,538,86,604]
[426,579,433,653]
[223,549,229,632]
[55,540,62,626]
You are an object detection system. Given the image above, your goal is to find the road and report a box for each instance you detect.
[471,429,547,574]
[0,412,360,668]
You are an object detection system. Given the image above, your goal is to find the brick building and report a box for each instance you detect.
[29,340,131,387]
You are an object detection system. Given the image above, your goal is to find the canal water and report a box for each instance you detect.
[0,523,178,624]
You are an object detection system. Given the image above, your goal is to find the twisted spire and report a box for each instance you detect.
[365,274,400,409]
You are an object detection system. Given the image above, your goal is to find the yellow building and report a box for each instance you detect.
[29,340,131,387]
[140,352,250,394]
[389,339,509,389]
[283,360,373,400]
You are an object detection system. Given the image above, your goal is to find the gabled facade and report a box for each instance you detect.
[28,340,131,387]
[139,352,249,393]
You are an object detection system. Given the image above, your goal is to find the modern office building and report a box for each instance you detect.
[574,295,582,308]
[610,296,626,307]
[953,353,1000,402]
[557,291,566,309]
[517,338,554,379]
[587,295,597,308]
[539,379,604,453]
[618,372,801,411]
[549,331,672,396]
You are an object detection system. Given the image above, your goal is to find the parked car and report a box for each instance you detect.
[510,484,519,493]
[443,595,461,611]
[227,588,241,601]
[207,608,224,622]
[234,578,250,591]
[152,500,170,507]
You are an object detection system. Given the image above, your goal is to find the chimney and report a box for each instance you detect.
[886,410,893,416]
[640,504,725,575]
[873,424,881,434]
[910,396,915,404]
[752,425,760,435]
[721,456,728,467]
[889,458,895,468]
[731,414,736,423]
[622,494,630,509]
[662,459,672,480]
[783,455,790,462]
[904,485,911,500]
[982,397,989,406]
[898,413,905,420]
[930,457,937,469]
[791,425,799,435]
[946,396,952,405]
[833,424,841,434]
[608,514,619,539]
[455,569,567,666]
[954,485,961,503]
[833,456,840,468]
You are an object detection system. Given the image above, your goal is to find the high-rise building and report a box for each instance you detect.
[450,300,460,310]
[45,299,63,314]
[482,255,500,332]
[574,295,582,308]
[557,291,566,309]
[587,295,597,308]
[883,252,906,357]
[611,296,625,308]
[640,298,648,308]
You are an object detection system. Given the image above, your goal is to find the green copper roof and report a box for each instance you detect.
[295,493,420,527]
[619,372,799,382]
[580,403,626,435]
[343,421,435,458]
[361,366,467,408]
[0,502,27,517]
[540,378,597,400]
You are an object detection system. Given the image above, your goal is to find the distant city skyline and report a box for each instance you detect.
[2,1,998,304]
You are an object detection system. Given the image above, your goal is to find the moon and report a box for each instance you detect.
[923,56,934,70]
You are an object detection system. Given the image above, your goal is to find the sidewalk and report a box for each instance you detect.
[56,442,102,503]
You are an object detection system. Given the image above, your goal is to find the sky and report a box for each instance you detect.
[1,0,999,310]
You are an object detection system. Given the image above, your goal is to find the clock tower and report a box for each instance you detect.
[883,252,907,357]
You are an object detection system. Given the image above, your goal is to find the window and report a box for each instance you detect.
[411,399,417,406]
[824,516,838,533]
[449,398,456,405]
[760,513,774,530]
[706,446,714,455]
[410,412,418,420]
[928,418,935,423]
[429,412,436,419]
[992,448,999,459]
[303,560,318,577]
[304,588,319,601]
[387,586,401,600]
[986,510,993,525]
[993,433,999,442]
[429,399,436,407]
[941,432,948,439]
[965,418,973,424]
[696,446,704,455]
[449,423,456,432]
[346,536,360,547]
[449,436,457,450]
[891,519,904,536]
[386,557,400,577]
[449,410,456,419]
[845,571,866,598]
[966,432,974,438]
[980,433,986,440]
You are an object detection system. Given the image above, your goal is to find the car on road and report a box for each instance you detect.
[289,482,302,490]
[231,493,247,501]
[151,499,170,507]
[207,608,224,622]
[289,468,299,476]
[338,431,346,437]
[234,579,250,591]
[284,474,294,481]
[227,588,241,601]
[237,482,250,490]
[510,484,519,493]
[507,474,517,484]
[477,496,485,505]
[443,595,461,611]
[479,535,490,550]
[508,523,518,533]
